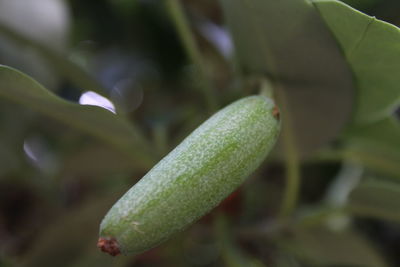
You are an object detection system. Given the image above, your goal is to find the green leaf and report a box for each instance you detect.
[0,101,32,176]
[220,0,355,155]
[0,65,154,169]
[282,226,387,267]
[346,116,400,150]
[344,117,400,179]
[313,0,400,123]
[348,179,400,223]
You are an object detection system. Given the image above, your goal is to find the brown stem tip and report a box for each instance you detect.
[272,106,280,120]
[97,237,121,256]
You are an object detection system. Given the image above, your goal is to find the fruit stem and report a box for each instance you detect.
[258,78,274,99]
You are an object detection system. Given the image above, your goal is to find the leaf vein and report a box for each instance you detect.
[348,16,375,59]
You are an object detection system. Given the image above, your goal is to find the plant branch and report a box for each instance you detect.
[275,87,301,220]
[166,0,217,112]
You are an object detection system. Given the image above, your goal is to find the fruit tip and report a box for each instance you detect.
[272,105,280,120]
[97,237,121,256]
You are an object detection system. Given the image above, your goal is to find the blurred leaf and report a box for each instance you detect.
[60,144,137,177]
[0,0,70,89]
[283,226,387,267]
[20,194,121,267]
[348,179,400,223]
[0,256,16,267]
[344,117,400,179]
[0,0,69,49]
[220,0,355,156]
[0,65,154,169]
[346,116,400,150]
[273,253,301,267]
[0,102,59,179]
[320,148,400,181]
[0,23,107,95]
[110,0,137,17]
[0,102,32,176]
[313,0,400,123]
[215,215,266,267]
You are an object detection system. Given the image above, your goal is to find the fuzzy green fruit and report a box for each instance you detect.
[98,95,280,256]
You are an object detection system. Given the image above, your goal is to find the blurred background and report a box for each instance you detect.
[0,0,400,266]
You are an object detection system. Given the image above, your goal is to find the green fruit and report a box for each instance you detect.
[98,95,280,256]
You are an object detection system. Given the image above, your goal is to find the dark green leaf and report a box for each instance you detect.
[348,179,400,223]
[283,226,387,267]
[313,0,400,123]
[346,116,400,150]
[344,117,400,179]
[220,0,355,155]
[0,65,154,169]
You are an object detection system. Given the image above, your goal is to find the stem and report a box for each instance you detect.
[280,139,301,218]
[258,80,300,219]
[295,206,346,228]
[324,162,363,206]
[275,87,301,220]
[166,0,217,112]
[258,78,274,99]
